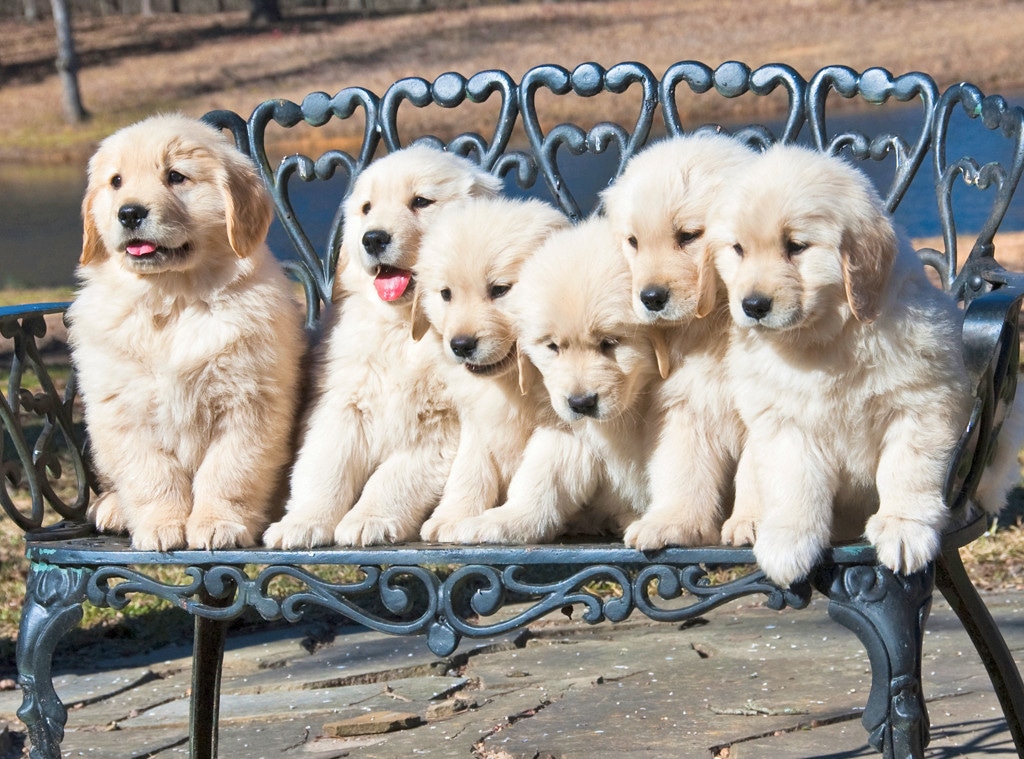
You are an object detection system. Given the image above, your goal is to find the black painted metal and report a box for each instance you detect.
[4,60,1024,759]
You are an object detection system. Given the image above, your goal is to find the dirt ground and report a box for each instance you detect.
[3,0,1024,163]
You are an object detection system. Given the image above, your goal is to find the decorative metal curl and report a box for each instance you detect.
[1,307,90,531]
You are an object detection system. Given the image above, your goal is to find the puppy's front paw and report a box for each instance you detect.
[865,513,941,575]
[131,518,188,551]
[721,514,757,546]
[420,516,461,543]
[334,515,412,547]
[753,526,826,588]
[623,515,721,550]
[186,514,257,550]
[262,515,337,549]
[88,491,129,534]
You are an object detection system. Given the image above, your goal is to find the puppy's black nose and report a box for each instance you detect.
[450,334,478,359]
[741,294,773,321]
[362,230,392,258]
[117,204,149,231]
[639,285,669,313]
[567,392,599,417]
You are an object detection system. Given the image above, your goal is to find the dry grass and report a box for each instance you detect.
[3,1,1024,163]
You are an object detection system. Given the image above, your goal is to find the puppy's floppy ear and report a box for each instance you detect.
[221,151,274,258]
[695,244,719,319]
[466,166,504,199]
[517,343,538,396]
[79,186,106,266]
[648,327,671,380]
[840,208,898,323]
[410,286,430,341]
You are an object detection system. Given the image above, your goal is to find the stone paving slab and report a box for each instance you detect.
[2,592,1023,757]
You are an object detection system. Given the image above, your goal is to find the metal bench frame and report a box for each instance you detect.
[3,60,1024,759]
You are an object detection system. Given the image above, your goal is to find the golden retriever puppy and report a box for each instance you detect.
[601,133,755,548]
[411,196,570,542]
[447,217,668,543]
[68,114,305,551]
[708,143,973,586]
[263,145,501,549]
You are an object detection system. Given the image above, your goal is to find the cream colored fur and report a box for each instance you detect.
[70,113,305,551]
[411,197,570,541]
[709,144,973,586]
[263,145,501,548]
[601,133,755,548]
[448,217,665,543]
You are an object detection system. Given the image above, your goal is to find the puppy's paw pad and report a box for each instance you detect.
[865,514,940,575]
[721,516,757,546]
[262,518,336,550]
[187,517,256,550]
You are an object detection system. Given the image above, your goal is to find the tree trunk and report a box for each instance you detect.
[23,0,40,23]
[140,0,154,15]
[49,0,88,124]
[249,0,283,24]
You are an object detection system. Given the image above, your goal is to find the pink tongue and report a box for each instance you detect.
[374,269,412,302]
[126,242,157,257]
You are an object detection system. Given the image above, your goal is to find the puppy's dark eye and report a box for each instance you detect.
[110,175,122,189]
[733,243,744,257]
[676,229,703,247]
[600,337,619,354]
[167,170,187,185]
[489,283,511,299]
[362,202,371,215]
[546,341,560,354]
[410,196,435,210]
[627,235,638,250]
[440,287,452,302]
[786,239,808,257]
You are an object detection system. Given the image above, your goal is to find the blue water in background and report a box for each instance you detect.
[2,99,1021,288]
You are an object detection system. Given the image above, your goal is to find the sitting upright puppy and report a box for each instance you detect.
[449,217,669,543]
[70,114,305,551]
[601,133,755,548]
[709,143,973,586]
[264,145,501,549]
[412,197,570,542]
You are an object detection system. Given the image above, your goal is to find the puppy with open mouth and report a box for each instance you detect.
[447,216,669,544]
[411,196,570,542]
[264,145,501,549]
[69,114,305,551]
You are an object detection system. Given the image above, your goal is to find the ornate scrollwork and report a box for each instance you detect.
[1,307,90,532]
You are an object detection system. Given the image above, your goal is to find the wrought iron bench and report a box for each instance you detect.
[3,60,1024,759]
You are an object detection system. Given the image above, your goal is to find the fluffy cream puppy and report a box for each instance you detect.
[263,145,501,549]
[448,216,668,543]
[412,197,570,542]
[601,133,754,548]
[69,114,305,551]
[709,143,973,587]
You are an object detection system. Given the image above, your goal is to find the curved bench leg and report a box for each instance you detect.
[935,546,1024,752]
[190,592,230,759]
[16,563,91,759]
[818,563,933,759]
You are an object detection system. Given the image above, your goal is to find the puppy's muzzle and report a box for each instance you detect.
[741,294,773,321]
[118,204,149,231]
[567,391,600,418]
[362,229,392,258]
[639,285,670,313]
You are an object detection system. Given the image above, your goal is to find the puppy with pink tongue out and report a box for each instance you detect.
[264,145,501,549]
